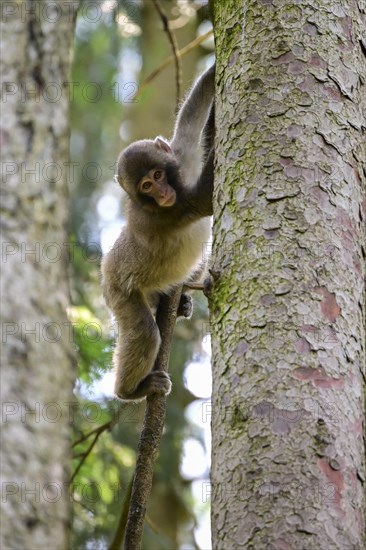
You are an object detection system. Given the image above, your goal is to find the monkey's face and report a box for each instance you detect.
[138,168,176,208]
[115,138,182,212]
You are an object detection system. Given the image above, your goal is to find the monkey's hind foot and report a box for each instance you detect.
[144,371,172,396]
[115,371,172,401]
[177,293,193,318]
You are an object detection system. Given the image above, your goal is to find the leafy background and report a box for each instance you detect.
[69,1,214,547]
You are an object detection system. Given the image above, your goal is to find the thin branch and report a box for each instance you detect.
[109,479,133,550]
[133,29,213,100]
[123,287,183,550]
[70,411,120,483]
[109,476,160,550]
[144,514,159,534]
[72,419,113,447]
[151,0,181,110]
[70,432,100,484]
[183,282,205,291]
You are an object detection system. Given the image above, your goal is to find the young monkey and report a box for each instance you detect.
[101,64,215,400]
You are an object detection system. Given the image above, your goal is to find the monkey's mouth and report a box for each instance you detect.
[157,190,176,207]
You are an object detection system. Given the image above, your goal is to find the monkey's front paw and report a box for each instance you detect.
[177,293,193,318]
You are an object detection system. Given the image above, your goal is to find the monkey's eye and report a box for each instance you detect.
[141,181,152,191]
[153,170,163,180]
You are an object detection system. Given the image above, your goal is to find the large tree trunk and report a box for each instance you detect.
[1,2,78,548]
[211,0,366,548]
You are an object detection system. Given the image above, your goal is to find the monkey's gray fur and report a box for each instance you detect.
[101,64,215,400]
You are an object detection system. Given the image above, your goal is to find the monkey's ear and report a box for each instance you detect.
[154,136,172,154]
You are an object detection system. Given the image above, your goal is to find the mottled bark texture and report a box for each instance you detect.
[211,0,365,548]
[1,2,77,548]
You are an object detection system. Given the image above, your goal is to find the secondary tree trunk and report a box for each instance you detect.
[211,0,366,548]
[1,2,78,548]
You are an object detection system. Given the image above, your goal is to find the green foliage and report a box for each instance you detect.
[71,399,136,549]
[69,305,112,383]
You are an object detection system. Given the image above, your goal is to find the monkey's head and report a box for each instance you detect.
[115,137,183,212]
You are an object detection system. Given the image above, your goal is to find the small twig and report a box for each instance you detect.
[109,479,133,550]
[183,282,204,291]
[72,419,113,447]
[71,496,95,513]
[151,0,181,109]
[123,287,183,550]
[144,513,159,534]
[71,412,120,483]
[133,29,213,100]
[70,432,100,484]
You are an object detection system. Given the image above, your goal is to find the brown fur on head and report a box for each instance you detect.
[117,139,178,193]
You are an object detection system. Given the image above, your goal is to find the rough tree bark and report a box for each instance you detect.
[211,0,365,548]
[1,2,78,548]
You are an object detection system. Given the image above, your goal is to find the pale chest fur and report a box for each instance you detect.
[136,217,211,293]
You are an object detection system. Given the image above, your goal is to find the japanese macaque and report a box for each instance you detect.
[101,64,215,400]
